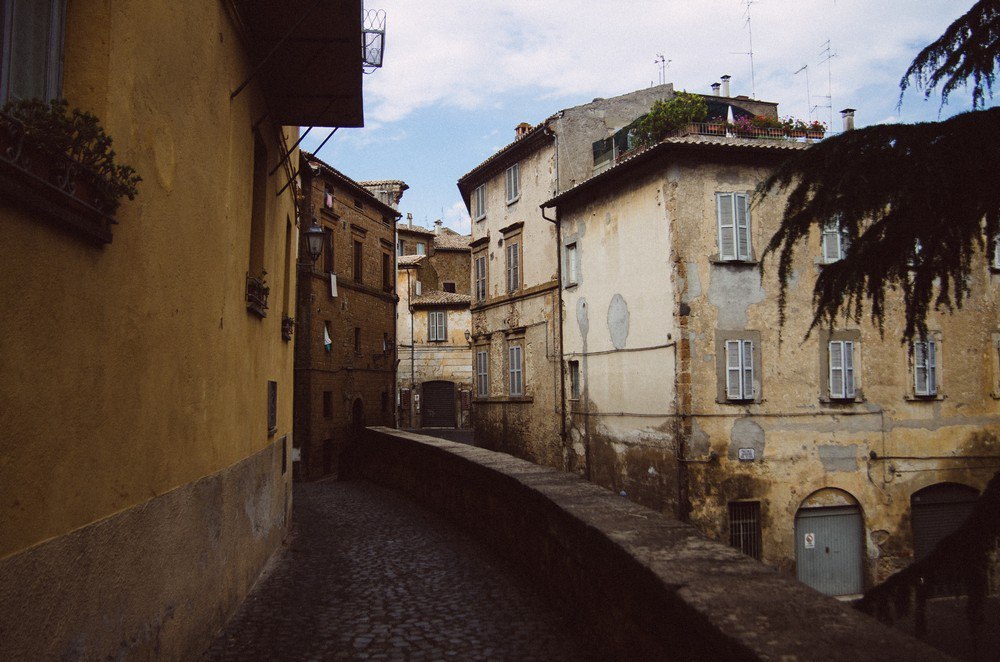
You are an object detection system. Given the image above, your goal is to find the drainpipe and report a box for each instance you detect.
[409,269,415,428]
[541,202,570,474]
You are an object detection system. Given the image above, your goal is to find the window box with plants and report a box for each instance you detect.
[0,99,140,243]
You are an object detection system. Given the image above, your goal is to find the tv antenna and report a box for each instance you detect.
[654,54,670,86]
[793,64,812,120]
[741,0,757,98]
[817,39,836,127]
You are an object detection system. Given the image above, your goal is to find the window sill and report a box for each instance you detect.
[710,258,758,267]
[474,215,486,223]
[905,393,945,402]
[820,395,866,405]
[506,197,520,206]
[716,398,761,405]
[564,282,579,290]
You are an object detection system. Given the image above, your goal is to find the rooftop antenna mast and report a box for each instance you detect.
[793,64,812,121]
[654,54,670,86]
[817,39,836,127]
[742,0,757,98]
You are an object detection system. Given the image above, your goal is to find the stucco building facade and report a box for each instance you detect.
[396,221,473,429]
[0,1,368,657]
[542,122,1000,596]
[294,153,400,480]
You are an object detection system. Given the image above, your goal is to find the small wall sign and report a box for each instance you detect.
[738,448,756,461]
[804,532,816,549]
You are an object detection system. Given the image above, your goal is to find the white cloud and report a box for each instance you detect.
[442,201,471,234]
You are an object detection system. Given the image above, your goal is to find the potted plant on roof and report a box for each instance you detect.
[633,91,709,147]
[0,98,140,239]
[805,119,827,139]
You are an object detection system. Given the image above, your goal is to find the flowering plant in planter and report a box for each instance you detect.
[0,98,140,212]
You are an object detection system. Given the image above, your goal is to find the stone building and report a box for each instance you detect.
[456,82,772,470]
[294,152,400,480]
[0,1,366,658]
[396,220,473,429]
[541,113,1000,597]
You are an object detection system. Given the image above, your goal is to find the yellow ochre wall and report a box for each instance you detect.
[0,2,296,658]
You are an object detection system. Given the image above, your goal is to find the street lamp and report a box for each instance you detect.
[302,217,327,264]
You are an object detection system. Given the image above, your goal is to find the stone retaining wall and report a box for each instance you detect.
[344,427,945,660]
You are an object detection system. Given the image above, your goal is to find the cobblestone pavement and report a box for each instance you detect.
[202,481,603,661]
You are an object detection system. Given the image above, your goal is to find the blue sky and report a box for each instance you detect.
[300,1,987,235]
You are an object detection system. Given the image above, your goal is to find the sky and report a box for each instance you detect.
[299,1,987,235]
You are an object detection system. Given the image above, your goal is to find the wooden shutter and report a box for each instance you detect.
[725,339,742,399]
[717,193,736,260]
[914,340,937,396]
[843,341,856,398]
[741,340,754,399]
[735,193,751,260]
[822,221,840,262]
[829,341,845,398]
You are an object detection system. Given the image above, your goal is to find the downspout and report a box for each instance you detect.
[541,202,570,473]
[409,269,415,429]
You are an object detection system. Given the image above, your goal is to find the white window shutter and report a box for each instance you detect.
[843,341,856,398]
[927,339,937,395]
[717,193,736,260]
[914,341,928,395]
[993,234,1000,268]
[822,221,840,262]
[829,341,844,398]
[725,340,741,399]
[741,340,754,398]
[735,194,751,260]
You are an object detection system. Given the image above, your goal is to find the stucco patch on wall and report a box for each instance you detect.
[688,420,711,456]
[707,265,766,329]
[681,262,702,303]
[576,298,590,338]
[729,418,765,460]
[818,444,860,472]
[607,294,629,349]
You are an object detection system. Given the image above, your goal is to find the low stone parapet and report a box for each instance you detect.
[344,427,945,660]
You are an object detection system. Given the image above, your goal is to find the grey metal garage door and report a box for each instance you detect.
[912,483,979,595]
[421,380,456,428]
[795,505,864,596]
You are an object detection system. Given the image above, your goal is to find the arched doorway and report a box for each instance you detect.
[421,380,456,428]
[794,488,865,596]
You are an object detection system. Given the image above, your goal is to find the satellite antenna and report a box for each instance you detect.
[794,64,812,121]
[654,54,670,86]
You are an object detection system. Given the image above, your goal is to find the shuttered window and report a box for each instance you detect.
[993,233,1000,269]
[474,254,487,302]
[565,242,578,285]
[509,344,524,396]
[716,192,752,261]
[569,360,580,399]
[913,338,938,396]
[822,218,850,263]
[476,349,489,397]
[473,184,486,220]
[1,0,65,104]
[725,339,754,400]
[828,340,856,399]
[428,310,447,341]
[506,242,520,293]
[505,163,520,203]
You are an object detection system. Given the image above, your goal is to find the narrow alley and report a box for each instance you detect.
[201,481,602,661]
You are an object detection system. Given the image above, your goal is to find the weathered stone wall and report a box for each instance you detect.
[343,428,946,661]
[432,249,472,295]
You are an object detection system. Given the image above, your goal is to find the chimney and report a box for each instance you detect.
[515,122,532,140]
[407,212,413,229]
[720,75,731,97]
[434,219,442,235]
[840,108,856,132]
[711,82,721,96]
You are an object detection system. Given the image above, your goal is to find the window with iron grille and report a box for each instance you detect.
[728,501,761,560]
[267,381,277,436]
[506,241,520,293]
[505,163,520,204]
[428,310,447,341]
[716,192,752,261]
[476,349,489,397]
[509,344,523,396]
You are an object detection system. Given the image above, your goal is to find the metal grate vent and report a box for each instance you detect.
[729,501,762,560]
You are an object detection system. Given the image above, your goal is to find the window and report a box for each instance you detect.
[568,360,580,399]
[323,185,334,209]
[476,349,489,397]
[1,0,65,104]
[415,242,425,255]
[728,501,762,560]
[397,239,405,256]
[913,337,939,397]
[828,340,857,399]
[322,227,333,273]
[506,241,520,293]
[442,281,456,293]
[509,344,524,396]
[354,327,362,355]
[725,339,755,400]
[428,310,447,341]
[565,242,579,285]
[353,239,363,283]
[505,163,520,204]
[353,197,363,210]
[323,391,332,418]
[474,253,487,303]
[716,192,752,261]
[382,251,392,291]
[992,233,1000,270]
[267,381,278,436]
[473,184,486,221]
[821,218,850,263]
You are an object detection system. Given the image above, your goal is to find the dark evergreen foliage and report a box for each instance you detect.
[758,0,1000,343]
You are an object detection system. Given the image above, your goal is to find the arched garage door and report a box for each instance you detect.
[421,381,456,428]
[795,489,865,597]
[911,482,979,561]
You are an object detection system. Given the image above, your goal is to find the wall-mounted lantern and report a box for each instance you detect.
[302,217,327,264]
[362,9,386,72]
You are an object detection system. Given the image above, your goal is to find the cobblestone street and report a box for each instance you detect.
[201,481,602,661]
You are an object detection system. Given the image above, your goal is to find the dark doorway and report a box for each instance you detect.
[421,381,456,427]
